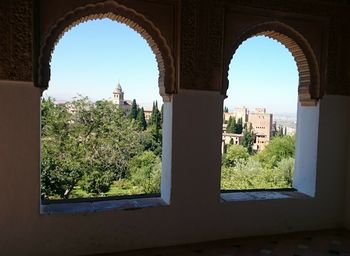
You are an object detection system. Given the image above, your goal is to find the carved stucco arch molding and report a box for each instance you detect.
[37,0,176,101]
[223,21,320,106]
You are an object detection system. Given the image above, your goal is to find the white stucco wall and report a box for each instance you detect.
[0,83,349,255]
[293,102,319,196]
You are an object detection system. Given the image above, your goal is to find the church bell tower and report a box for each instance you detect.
[113,82,124,106]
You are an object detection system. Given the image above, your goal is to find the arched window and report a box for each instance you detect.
[39,4,174,210]
[222,35,298,191]
[221,23,320,198]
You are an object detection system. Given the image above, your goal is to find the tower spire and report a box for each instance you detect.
[113,80,124,105]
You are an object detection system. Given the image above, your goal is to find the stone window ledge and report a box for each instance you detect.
[41,196,167,215]
[220,189,311,202]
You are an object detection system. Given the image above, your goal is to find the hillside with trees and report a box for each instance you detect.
[221,134,295,190]
[41,97,162,199]
[41,97,295,200]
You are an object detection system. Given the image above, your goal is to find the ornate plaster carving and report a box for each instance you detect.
[38,0,176,101]
[0,0,33,81]
[225,0,335,17]
[180,0,197,89]
[325,17,340,96]
[223,21,321,106]
[180,0,224,90]
[325,16,350,97]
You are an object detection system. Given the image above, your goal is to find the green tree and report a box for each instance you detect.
[226,116,238,133]
[273,157,294,185]
[129,151,161,193]
[82,170,115,195]
[129,99,138,120]
[137,107,147,131]
[221,157,293,190]
[221,158,264,190]
[232,117,237,133]
[41,97,143,199]
[275,125,285,137]
[241,124,254,154]
[226,116,233,133]
[258,135,295,168]
[41,97,88,199]
[236,117,243,134]
[224,106,229,113]
[139,127,162,157]
[150,101,162,130]
[148,101,162,149]
[222,144,249,167]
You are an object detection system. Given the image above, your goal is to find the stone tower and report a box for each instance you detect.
[113,82,124,106]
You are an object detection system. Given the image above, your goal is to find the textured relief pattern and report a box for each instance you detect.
[325,17,339,95]
[223,22,321,106]
[208,0,224,88]
[223,0,350,97]
[0,1,11,79]
[180,0,196,88]
[209,1,224,69]
[180,0,224,90]
[194,2,210,89]
[0,0,33,81]
[38,1,175,99]
[227,0,333,16]
[324,17,350,96]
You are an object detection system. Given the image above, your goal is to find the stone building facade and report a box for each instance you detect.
[224,106,248,123]
[223,107,272,151]
[248,108,273,150]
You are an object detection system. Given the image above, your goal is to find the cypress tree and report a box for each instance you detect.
[151,101,157,125]
[151,101,161,130]
[236,117,243,134]
[129,99,138,120]
[232,117,237,133]
[241,125,254,154]
[137,107,147,131]
[226,117,233,133]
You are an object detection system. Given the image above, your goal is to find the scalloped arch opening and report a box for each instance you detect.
[38,1,175,102]
[224,22,320,106]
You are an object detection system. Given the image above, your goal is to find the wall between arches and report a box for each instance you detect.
[0,0,350,255]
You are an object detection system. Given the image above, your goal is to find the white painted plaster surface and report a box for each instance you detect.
[293,102,319,196]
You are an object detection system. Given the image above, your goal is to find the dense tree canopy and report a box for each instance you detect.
[129,151,161,193]
[41,97,162,199]
[226,116,243,134]
[257,135,295,168]
[41,96,296,198]
[222,144,249,167]
[221,133,296,190]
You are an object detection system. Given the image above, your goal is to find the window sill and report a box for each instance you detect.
[41,196,168,215]
[220,189,311,202]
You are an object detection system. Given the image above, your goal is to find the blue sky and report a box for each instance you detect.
[45,18,298,113]
[227,36,298,114]
[45,18,160,107]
